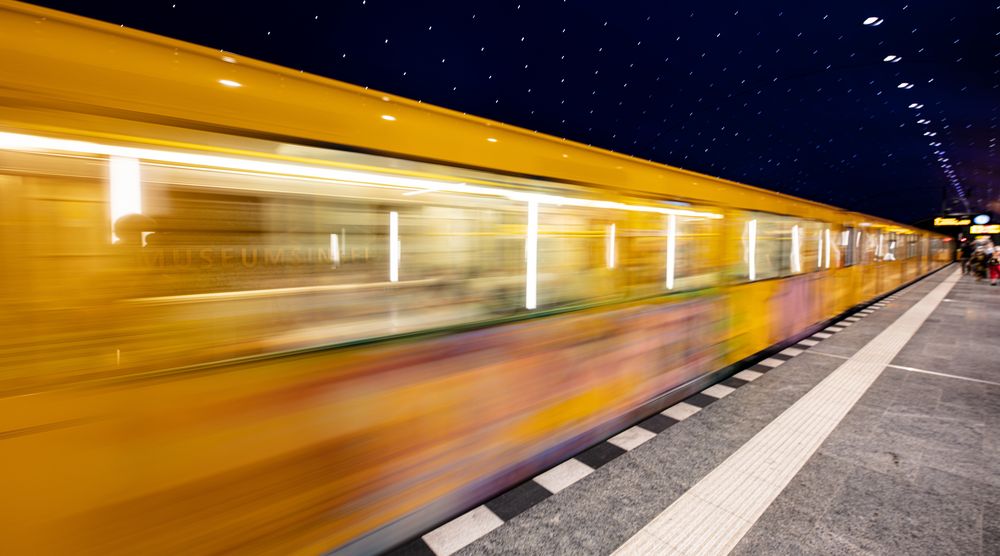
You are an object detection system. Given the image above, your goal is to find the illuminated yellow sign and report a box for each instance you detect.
[970,224,1000,234]
[934,217,971,226]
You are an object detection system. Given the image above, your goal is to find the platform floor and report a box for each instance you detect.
[388,265,999,556]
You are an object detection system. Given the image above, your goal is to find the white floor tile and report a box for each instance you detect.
[663,401,702,421]
[423,505,504,556]
[734,369,763,381]
[703,384,736,399]
[812,332,832,339]
[533,458,594,494]
[824,326,844,332]
[780,347,804,357]
[608,426,657,451]
[798,339,819,346]
[759,358,785,368]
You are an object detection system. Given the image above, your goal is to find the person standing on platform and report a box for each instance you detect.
[970,248,988,282]
[960,240,975,274]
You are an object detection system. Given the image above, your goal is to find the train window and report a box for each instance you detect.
[738,212,793,281]
[801,222,823,271]
[674,214,722,290]
[860,228,879,264]
[536,205,625,307]
[840,227,853,266]
[883,232,898,261]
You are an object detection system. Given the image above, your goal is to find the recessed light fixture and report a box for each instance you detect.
[221,56,236,64]
[863,16,884,26]
[380,114,396,121]
[486,137,498,143]
[897,82,913,89]
[883,55,901,62]
[218,79,242,87]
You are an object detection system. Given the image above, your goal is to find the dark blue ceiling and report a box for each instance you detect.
[34,1,999,223]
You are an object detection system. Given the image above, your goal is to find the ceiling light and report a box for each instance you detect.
[380,114,396,121]
[486,137,498,143]
[883,55,901,62]
[221,56,236,64]
[897,82,913,89]
[218,79,242,87]
[863,17,884,26]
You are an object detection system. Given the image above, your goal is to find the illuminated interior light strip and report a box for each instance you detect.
[505,191,723,219]
[109,156,142,243]
[330,234,340,267]
[824,228,832,268]
[606,223,616,269]
[666,214,677,289]
[791,225,801,273]
[389,211,400,282]
[0,132,724,221]
[748,219,757,281]
[817,232,823,269]
[526,200,538,309]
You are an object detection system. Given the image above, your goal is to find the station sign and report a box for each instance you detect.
[934,217,971,226]
[970,224,1000,234]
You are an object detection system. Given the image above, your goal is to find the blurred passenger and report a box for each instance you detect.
[989,247,1000,286]
[970,248,988,282]
[959,240,975,274]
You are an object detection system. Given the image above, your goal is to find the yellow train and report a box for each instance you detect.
[0,2,950,554]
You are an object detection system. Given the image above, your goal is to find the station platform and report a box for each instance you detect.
[386,265,999,556]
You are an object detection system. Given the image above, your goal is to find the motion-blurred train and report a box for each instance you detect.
[0,2,950,554]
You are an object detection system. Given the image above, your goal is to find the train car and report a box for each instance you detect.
[0,2,951,554]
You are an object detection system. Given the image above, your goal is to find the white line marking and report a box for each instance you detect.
[809,350,849,360]
[809,352,1000,386]
[612,268,962,556]
[663,402,702,421]
[533,458,593,494]
[609,426,658,451]
[423,505,503,556]
[887,364,1000,387]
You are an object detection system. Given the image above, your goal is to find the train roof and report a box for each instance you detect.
[0,0,931,233]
